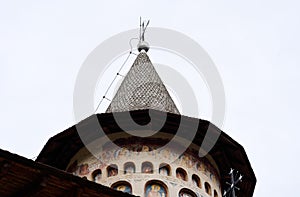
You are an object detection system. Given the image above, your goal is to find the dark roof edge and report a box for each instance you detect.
[0,148,137,197]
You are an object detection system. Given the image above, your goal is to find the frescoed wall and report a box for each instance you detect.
[66,135,222,197]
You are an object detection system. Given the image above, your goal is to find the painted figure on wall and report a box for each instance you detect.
[145,184,166,197]
[94,173,101,182]
[192,179,198,187]
[176,170,186,181]
[92,170,102,182]
[108,166,118,177]
[114,184,132,194]
[186,155,194,168]
[125,163,135,174]
[159,149,171,160]
[159,166,169,176]
[101,152,110,163]
[142,163,153,174]
[142,145,150,152]
[114,147,129,159]
[79,163,89,175]
[196,162,205,172]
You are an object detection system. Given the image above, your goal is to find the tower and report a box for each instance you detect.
[36,21,256,197]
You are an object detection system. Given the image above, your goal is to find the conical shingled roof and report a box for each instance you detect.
[106,52,180,114]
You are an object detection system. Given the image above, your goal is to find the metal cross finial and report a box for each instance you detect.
[139,17,150,42]
[223,168,243,197]
[138,17,150,52]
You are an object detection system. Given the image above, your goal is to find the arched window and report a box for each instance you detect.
[159,163,170,176]
[192,174,201,188]
[178,188,197,197]
[124,162,135,174]
[145,180,168,197]
[214,190,218,197]
[107,164,118,177]
[176,168,187,181]
[142,162,153,174]
[205,182,212,195]
[111,181,132,194]
[92,169,102,182]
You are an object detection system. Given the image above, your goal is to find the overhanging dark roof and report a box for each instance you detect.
[0,149,137,197]
[36,109,256,197]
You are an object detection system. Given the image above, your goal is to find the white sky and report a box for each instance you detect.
[1,1,300,196]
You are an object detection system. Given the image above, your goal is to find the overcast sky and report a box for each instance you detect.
[1,1,300,196]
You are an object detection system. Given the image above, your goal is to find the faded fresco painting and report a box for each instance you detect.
[114,184,132,194]
[145,184,166,197]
